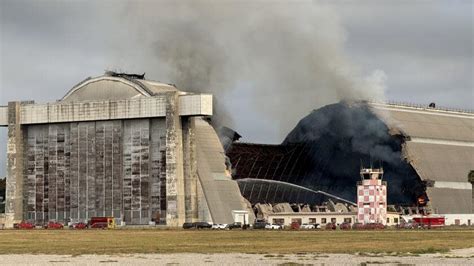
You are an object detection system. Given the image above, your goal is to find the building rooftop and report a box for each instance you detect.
[369,102,473,214]
[61,72,182,102]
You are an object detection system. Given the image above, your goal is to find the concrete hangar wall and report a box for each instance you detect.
[0,73,249,227]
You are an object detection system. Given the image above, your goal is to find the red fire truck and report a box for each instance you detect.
[412,216,445,228]
[89,217,116,229]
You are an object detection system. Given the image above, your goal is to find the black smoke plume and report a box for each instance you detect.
[283,101,426,205]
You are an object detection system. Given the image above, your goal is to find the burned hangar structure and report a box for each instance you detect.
[1,71,472,228]
[0,72,250,227]
[227,102,474,214]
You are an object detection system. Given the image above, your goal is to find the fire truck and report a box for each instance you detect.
[89,217,116,229]
[411,215,445,228]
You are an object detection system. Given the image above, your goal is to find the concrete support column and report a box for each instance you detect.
[165,92,185,226]
[5,102,25,228]
[183,117,199,222]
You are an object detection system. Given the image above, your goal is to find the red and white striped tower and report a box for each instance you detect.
[357,168,387,225]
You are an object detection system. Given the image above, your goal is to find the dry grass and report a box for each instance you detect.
[0,229,473,255]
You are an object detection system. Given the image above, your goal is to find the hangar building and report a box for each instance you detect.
[0,72,250,227]
[227,102,474,215]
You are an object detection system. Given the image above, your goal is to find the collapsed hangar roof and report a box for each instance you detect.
[369,102,474,214]
[237,178,356,206]
[228,101,473,214]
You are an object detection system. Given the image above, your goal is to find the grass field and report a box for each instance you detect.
[0,229,473,255]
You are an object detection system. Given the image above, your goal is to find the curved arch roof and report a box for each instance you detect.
[369,102,474,214]
[370,102,474,142]
[236,178,355,206]
[61,75,179,102]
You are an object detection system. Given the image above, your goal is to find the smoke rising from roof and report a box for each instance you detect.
[284,101,401,164]
[282,102,426,204]
[120,1,387,131]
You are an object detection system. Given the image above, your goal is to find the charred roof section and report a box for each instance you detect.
[227,102,428,209]
[104,71,146,80]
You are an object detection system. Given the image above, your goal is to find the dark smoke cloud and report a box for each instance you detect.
[283,102,425,204]
[1,0,470,177]
[285,101,399,164]
[117,1,387,131]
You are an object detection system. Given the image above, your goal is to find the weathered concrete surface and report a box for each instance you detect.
[18,94,211,125]
[183,117,199,222]
[165,92,186,227]
[5,102,24,228]
[194,118,252,224]
[178,94,212,116]
[1,250,473,265]
[21,97,168,124]
[0,106,7,126]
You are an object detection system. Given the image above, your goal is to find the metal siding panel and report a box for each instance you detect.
[104,123,113,216]
[125,119,151,224]
[56,125,65,221]
[22,118,163,224]
[112,121,123,218]
[42,126,49,222]
[86,122,96,218]
[62,125,71,220]
[70,123,79,220]
[150,118,166,223]
[104,122,113,217]
[130,121,141,223]
[122,120,132,223]
[140,123,150,222]
[372,106,474,142]
[26,128,36,220]
[47,125,57,221]
[77,123,88,220]
[405,142,474,182]
[95,122,106,217]
[31,125,47,223]
[427,187,472,214]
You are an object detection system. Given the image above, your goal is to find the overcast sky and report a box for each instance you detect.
[0,0,473,176]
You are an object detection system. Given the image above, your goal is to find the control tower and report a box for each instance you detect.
[357,167,387,225]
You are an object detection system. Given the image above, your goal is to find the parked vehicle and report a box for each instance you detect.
[413,216,445,228]
[397,222,419,229]
[265,223,282,230]
[72,222,88,230]
[325,223,337,230]
[339,222,351,230]
[15,221,35,230]
[182,222,195,229]
[194,222,212,229]
[352,223,364,230]
[290,222,301,230]
[211,224,228,230]
[253,222,267,229]
[300,223,320,229]
[300,223,314,229]
[364,223,385,230]
[90,217,115,229]
[45,221,64,229]
[228,222,242,230]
